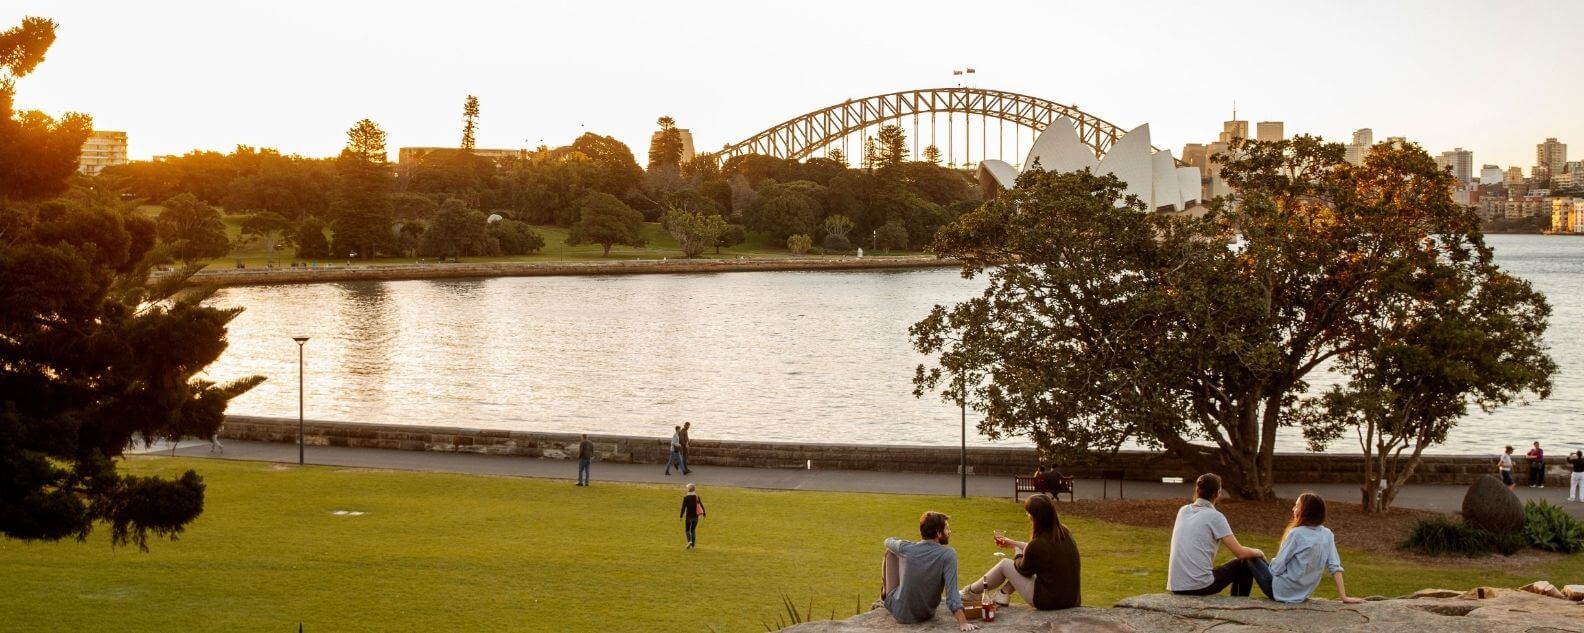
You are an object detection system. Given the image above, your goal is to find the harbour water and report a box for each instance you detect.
[204,234,1584,453]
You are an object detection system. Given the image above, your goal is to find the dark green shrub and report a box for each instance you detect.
[1401,516,1524,556]
[1523,500,1584,553]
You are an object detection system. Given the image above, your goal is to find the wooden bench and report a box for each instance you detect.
[1014,474,1075,502]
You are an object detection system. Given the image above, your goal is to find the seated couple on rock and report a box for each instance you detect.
[1169,473,1365,604]
[879,495,1080,630]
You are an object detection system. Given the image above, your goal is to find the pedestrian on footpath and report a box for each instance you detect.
[1568,450,1584,502]
[665,425,688,475]
[1528,442,1546,488]
[575,433,594,486]
[680,483,706,549]
[1499,446,1516,490]
[679,421,694,475]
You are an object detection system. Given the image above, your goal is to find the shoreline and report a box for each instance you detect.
[160,254,957,287]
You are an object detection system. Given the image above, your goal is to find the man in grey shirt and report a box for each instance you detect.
[575,433,593,486]
[881,511,978,631]
[1167,473,1272,598]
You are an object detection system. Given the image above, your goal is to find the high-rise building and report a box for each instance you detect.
[1505,166,1526,185]
[77,130,128,176]
[1255,121,1284,143]
[1218,120,1248,143]
[1538,138,1568,172]
[1480,164,1504,186]
[1344,128,1374,165]
[1436,148,1474,186]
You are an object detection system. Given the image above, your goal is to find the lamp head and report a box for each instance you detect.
[292,336,310,344]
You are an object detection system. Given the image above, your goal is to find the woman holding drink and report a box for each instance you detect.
[960,494,1082,610]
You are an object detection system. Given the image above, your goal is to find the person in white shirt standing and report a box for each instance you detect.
[1167,473,1272,598]
[1498,445,1515,490]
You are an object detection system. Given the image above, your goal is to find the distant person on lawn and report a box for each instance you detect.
[1499,445,1516,490]
[961,494,1081,610]
[1528,441,1546,488]
[680,483,705,549]
[881,511,978,631]
[575,433,593,486]
[1569,450,1584,502]
[679,421,693,474]
[1267,493,1365,604]
[665,425,687,475]
[1167,473,1273,598]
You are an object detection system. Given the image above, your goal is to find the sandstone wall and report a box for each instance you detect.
[220,416,1573,486]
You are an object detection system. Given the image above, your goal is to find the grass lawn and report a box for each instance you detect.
[5,458,1573,632]
[196,211,918,272]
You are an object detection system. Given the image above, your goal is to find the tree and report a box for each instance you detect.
[566,192,644,256]
[460,95,479,151]
[293,216,331,258]
[419,199,495,258]
[862,137,881,171]
[875,125,907,168]
[821,213,855,251]
[827,148,848,166]
[714,223,747,254]
[489,218,544,255]
[661,206,729,258]
[922,145,942,165]
[912,136,1543,500]
[743,183,821,240]
[155,193,229,264]
[239,211,292,256]
[647,116,684,172]
[874,219,908,253]
[1,17,262,548]
[330,119,395,258]
[786,233,812,254]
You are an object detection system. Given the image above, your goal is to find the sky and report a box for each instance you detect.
[5,0,1581,169]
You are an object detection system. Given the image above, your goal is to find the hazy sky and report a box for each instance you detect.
[6,1,1580,169]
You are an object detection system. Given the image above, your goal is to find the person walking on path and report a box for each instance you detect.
[880,511,978,631]
[1267,493,1365,604]
[679,421,694,475]
[1528,442,1546,488]
[961,494,1081,611]
[1499,446,1516,490]
[575,433,593,486]
[680,483,705,549]
[665,425,688,476]
[1568,450,1584,502]
[1167,473,1273,598]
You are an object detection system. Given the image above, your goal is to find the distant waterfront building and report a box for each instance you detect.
[979,117,1202,212]
[1344,128,1374,165]
[1505,166,1527,185]
[1550,198,1584,233]
[1480,164,1504,185]
[1436,148,1474,186]
[1219,119,1248,143]
[397,146,524,169]
[1255,121,1284,143]
[77,130,128,176]
[1538,138,1568,173]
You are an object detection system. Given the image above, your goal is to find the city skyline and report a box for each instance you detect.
[5,0,1581,168]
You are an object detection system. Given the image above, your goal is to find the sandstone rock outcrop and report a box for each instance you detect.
[784,590,1584,632]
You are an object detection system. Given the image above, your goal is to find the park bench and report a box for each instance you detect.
[1013,473,1075,502]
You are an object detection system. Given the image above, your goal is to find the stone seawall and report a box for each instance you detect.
[220,416,1572,486]
[164,255,954,287]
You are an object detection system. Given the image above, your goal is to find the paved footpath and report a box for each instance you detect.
[130,439,1584,517]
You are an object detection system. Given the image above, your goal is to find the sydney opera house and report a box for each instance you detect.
[978,118,1205,214]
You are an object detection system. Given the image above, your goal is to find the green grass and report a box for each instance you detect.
[4,459,1578,632]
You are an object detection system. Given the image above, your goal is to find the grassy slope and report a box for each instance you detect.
[3,459,1577,633]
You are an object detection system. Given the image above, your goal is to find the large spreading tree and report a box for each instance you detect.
[1,16,263,548]
[912,136,1552,500]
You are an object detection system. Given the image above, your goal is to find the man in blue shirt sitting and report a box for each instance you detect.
[880,511,979,631]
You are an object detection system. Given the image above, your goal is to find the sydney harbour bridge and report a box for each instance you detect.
[713,87,1155,167]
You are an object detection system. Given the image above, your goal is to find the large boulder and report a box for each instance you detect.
[1460,474,1525,534]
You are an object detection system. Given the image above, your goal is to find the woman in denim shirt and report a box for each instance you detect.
[1267,494,1366,604]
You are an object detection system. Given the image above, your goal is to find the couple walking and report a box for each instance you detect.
[665,422,693,475]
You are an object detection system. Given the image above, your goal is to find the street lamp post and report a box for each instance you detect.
[292,336,309,465]
[960,380,967,498]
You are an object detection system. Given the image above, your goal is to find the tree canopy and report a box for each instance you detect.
[566,192,644,256]
[912,136,1552,500]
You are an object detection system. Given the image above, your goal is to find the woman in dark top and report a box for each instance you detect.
[680,483,705,549]
[961,494,1081,609]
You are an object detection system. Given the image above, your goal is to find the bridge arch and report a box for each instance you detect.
[716,87,1142,164]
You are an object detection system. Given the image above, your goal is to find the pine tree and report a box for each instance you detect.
[876,125,907,168]
[922,145,942,165]
[647,116,684,171]
[460,95,479,151]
